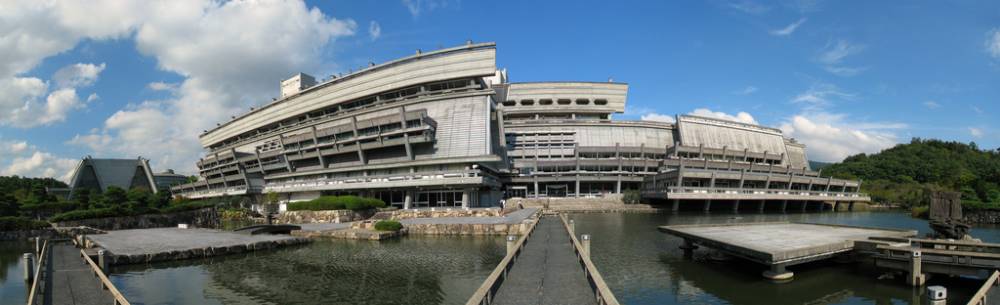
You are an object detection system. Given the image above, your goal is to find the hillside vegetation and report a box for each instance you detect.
[821,139,1000,209]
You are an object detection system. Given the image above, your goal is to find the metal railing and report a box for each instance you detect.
[79,249,130,305]
[560,215,621,305]
[663,186,867,198]
[25,239,49,305]
[265,170,483,191]
[967,270,1000,305]
[464,218,539,305]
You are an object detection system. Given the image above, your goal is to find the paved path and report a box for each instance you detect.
[42,242,114,305]
[492,216,596,305]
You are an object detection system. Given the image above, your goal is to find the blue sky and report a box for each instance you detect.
[1,0,998,180]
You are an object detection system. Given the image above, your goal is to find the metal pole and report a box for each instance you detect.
[506,235,517,256]
[23,253,33,282]
[581,234,591,257]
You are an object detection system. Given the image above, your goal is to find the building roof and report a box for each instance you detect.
[66,156,158,197]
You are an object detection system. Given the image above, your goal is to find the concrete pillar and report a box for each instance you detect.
[575,179,581,198]
[732,200,740,213]
[762,263,794,280]
[758,200,765,213]
[680,239,698,258]
[801,201,808,212]
[615,180,622,194]
[569,219,575,234]
[581,234,591,257]
[908,251,926,286]
[703,200,712,213]
[533,180,539,198]
[35,238,41,256]
[98,249,107,271]
[461,188,470,209]
[403,191,413,210]
[833,201,839,212]
[671,199,680,212]
[22,253,33,282]
[781,200,788,213]
[849,202,855,211]
[506,235,517,256]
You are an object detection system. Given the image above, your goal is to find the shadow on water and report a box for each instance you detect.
[109,235,504,305]
[571,211,994,305]
[0,241,32,305]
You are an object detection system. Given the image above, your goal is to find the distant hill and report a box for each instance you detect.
[809,160,832,171]
[819,138,1000,207]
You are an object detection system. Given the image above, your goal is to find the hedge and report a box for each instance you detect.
[287,196,386,211]
[159,201,217,213]
[0,216,50,231]
[374,220,403,232]
[49,201,217,222]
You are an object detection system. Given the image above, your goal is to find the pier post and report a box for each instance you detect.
[22,253,33,282]
[908,251,926,286]
[506,235,517,256]
[732,200,740,213]
[680,239,698,258]
[569,219,575,235]
[762,263,793,281]
[703,200,712,213]
[671,199,679,212]
[781,200,787,213]
[98,250,108,271]
[581,234,591,257]
[35,237,41,256]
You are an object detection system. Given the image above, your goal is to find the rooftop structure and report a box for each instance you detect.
[65,156,158,198]
[171,42,869,210]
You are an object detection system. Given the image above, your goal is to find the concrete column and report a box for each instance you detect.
[569,219,576,234]
[671,199,680,212]
[35,238,41,256]
[533,180,539,198]
[758,200,765,213]
[581,234,591,257]
[506,235,517,256]
[98,249,107,271]
[833,201,840,212]
[22,253,33,282]
[908,251,926,286]
[732,200,740,213]
[461,188,470,209]
[680,239,698,258]
[801,201,808,212]
[781,200,788,213]
[615,180,622,194]
[703,200,712,213]
[849,202,855,211]
[762,263,793,280]
[403,191,413,209]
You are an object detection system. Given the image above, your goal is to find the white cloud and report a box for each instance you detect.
[790,82,854,109]
[770,18,806,36]
[147,81,178,91]
[689,108,758,125]
[969,127,984,138]
[727,0,770,14]
[734,86,758,95]
[67,131,113,152]
[823,66,867,77]
[780,112,900,162]
[818,40,866,76]
[971,105,983,114]
[986,28,1000,59]
[923,100,940,109]
[640,113,676,123]
[0,139,78,182]
[369,21,381,41]
[401,0,457,17]
[53,63,106,88]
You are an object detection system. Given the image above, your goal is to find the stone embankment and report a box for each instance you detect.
[53,207,219,230]
[275,209,375,224]
[0,228,59,240]
[292,227,407,240]
[964,209,1000,224]
[384,208,504,219]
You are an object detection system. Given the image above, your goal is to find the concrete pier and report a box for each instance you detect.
[659,222,917,280]
[43,241,117,305]
[86,228,309,265]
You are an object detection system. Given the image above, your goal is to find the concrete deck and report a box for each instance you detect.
[87,228,309,265]
[491,217,597,305]
[659,222,916,279]
[43,242,115,305]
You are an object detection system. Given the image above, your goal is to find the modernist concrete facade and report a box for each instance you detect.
[171,42,869,210]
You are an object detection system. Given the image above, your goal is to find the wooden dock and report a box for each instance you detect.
[658,222,917,280]
[465,215,619,305]
[25,239,130,305]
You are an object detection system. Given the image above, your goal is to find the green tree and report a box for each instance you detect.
[102,186,128,208]
[0,193,19,217]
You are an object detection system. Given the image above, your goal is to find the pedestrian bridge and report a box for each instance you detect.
[465,214,619,305]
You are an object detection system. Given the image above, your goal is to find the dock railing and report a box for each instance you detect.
[464,217,539,305]
[967,270,1000,305]
[79,248,131,305]
[560,215,621,305]
[25,239,49,305]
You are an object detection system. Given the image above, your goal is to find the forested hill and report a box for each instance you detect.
[821,139,1000,207]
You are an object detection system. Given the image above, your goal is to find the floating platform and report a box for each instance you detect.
[86,228,310,265]
[658,222,917,280]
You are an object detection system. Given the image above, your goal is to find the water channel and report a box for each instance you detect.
[0,211,996,305]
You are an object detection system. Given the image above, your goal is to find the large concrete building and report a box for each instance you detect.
[171,42,869,210]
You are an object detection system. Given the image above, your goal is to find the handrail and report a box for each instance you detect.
[464,215,539,305]
[25,239,48,305]
[967,270,1000,305]
[560,215,621,305]
[79,249,131,305]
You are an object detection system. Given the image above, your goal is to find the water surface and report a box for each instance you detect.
[0,241,32,305]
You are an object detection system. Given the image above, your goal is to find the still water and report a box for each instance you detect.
[1,211,995,305]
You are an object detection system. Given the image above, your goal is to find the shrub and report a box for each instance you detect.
[622,190,642,204]
[0,216,50,231]
[288,196,386,211]
[374,220,403,231]
[159,201,216,213]
[49,208,130,222]
[910,206,929,219]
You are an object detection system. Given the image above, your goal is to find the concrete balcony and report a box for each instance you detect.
[643,186,871,202]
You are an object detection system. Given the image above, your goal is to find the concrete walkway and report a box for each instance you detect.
[492,216,596,305]
[42,242,114,305]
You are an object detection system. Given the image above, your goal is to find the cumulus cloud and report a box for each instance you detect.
[689,108,758,125]
[969,127,984,138]
[770,18,806,36]
[53,63,106,88]
[987,28,1000,59]
[640,113,676,123]
[369,21,381,41]
[0,139,78,182]
[780,112,900,162]
[147,81,178,91]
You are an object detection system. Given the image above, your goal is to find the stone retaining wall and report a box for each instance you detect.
[964,209,1000,224]
[0,229,59,241]
[386,208,504,220]
[292,228,407,240]
[404,221,534,236]
[276,209,374,224]
[53,208,219,230]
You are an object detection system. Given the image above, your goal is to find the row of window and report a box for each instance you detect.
[502,98,609,107]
